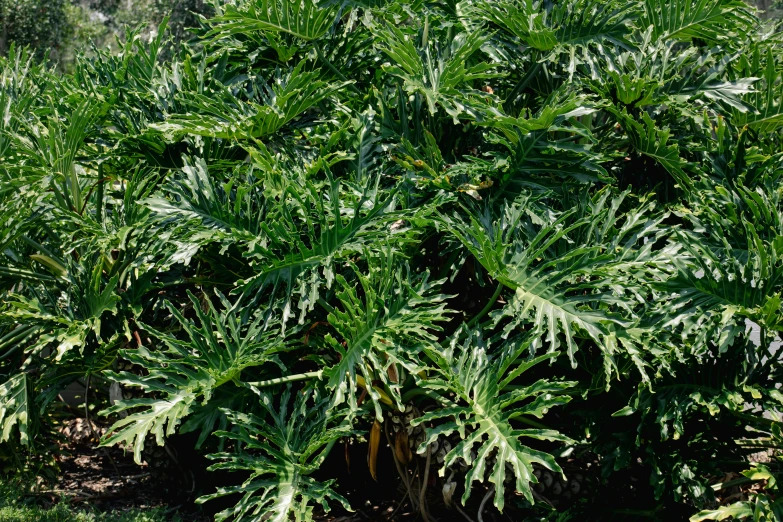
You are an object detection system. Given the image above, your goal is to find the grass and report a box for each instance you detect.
[0,505,174,522]
[0,481,179,522]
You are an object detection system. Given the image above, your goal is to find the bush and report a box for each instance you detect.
[0,0,781,520]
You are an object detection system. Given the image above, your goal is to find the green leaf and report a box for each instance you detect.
[100,291,285,462]
[413,328,574,511]
[614,110,692,190]
[0,373,31,445]
[150,62,349,140]
[444,191,647,369]
[473,0,638,78]
[236,173,397,326]
[100,393,195,465]
[378,25,501,120]
[323,253,452,418]
[732,49,783,133]
[641,0,755,44]
[208,0,338,42]
[690,502,755,521]
[197,388,353,522]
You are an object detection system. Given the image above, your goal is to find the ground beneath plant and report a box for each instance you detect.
[43,418,520,522]
[43,418,432,521]
[32,418,204,520]
[43,417,773,521]
[46,440,429,522]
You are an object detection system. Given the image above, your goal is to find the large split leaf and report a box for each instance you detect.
[208,0,338,42]
[378,25,501,120]
[473,0,638,78]
[0,373,31,445]
[640,0,754,44]
[443,191,656,369]
[323,253,452,418]
[150,62,348,141]
[100,291,285,462]
[413,328,574,511]
[197,388,354,522]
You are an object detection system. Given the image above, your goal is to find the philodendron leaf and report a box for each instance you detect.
[150,63,348,141]
[0,373,31,445]
[100,392,195,465]
[322,252,452,418]
[690,503,755,521]
[100,291,285,462]
[208,0,338,42]
[198,387,354,522]
[413,328,574,511]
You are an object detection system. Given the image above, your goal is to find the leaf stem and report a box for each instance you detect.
[314,46,361,95]
[612,508,660,517]
[466,283,503,329]
[504,61,542,114]
[711,476,759,491]
[401,387,453,405]
[517,416,550,429]
[419,445,432,522]
[245,370,324,389]
[317,297,335,315]
[727,409,775,426]
[478,484,494,522]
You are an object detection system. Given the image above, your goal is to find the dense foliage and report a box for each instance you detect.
[1,0,782,520]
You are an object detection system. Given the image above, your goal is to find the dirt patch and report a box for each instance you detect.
[29,419,210,520]
[46,420,423,521]
[36,419,583,521]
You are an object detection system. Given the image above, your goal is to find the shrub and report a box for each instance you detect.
[0,0,781,520]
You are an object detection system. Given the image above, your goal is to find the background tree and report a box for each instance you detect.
[0,0,211,70]
[0,0,69,58]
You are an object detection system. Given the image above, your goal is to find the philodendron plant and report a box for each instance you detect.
[0,0,782,520]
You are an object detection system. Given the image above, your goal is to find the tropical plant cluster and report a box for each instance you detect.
[0,0,782,520]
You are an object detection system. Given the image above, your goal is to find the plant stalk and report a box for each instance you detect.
[245,370,323,389]
[466,283,503,329]
[315,46,361,95]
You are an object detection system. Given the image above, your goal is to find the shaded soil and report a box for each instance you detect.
[38,417,777,522]
[43,419,426,521]
[46,440,428,522]
[42,418,498,522]
[33,418,209,520]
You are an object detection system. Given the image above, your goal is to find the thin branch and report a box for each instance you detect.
[84,374,94,440]
[478,485,495,522]
[456,504,477,522]
[385,422,419,512]
[419,445,432,522]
